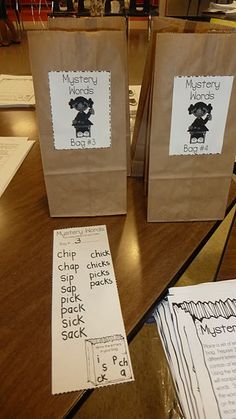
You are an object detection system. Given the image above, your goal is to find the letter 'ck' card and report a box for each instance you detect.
[52,226,134,394]
[48,71,111,150]
[169,76,234,156]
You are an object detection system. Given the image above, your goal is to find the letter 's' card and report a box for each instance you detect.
[52,226,134,394]
[48,71,111,150]
[169,76,234,156]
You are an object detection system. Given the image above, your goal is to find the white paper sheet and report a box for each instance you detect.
[0,137,35,197]
[52,226,134,394]
[154,280,236,419]
[129,85,141,142]
[48,71,111,150]
[169,76,234,156]
[0,75,35,107]
[129,85,141,116]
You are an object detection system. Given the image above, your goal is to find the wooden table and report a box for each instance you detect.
[0,106,236,419]
[216,209,236,281]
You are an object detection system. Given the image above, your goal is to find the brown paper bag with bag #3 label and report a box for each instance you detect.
[47,16,131,176]
[147,29,236,222]
[131,16,234,179]
[28,30,127,217]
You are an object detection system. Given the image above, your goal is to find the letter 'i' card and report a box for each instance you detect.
[51,225,134,394]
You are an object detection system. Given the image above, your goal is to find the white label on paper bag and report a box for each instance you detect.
[52,225,134,394]
[48,71,111,150]
[169,76,234,156]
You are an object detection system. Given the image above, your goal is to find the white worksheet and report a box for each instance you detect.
[0,75,35,107]
[52,225,134,394]
[169,76,234,155]
[0,137,35,197]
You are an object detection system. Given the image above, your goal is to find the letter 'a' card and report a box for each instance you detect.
[52,225,134,394]
[169,76,233,156]
[49,71,111,150]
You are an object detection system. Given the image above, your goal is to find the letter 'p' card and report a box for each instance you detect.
[52,225,134,394]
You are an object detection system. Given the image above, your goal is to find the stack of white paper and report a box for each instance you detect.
[208,1,236,15]
[153,280,236,419]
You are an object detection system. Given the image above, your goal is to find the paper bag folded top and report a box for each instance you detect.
[28,28,128,217]
[47,15,126,31]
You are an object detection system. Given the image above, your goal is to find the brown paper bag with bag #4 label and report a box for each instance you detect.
[131,16,234,179]
[28,29,127,217]
[47,16,131,176]
[147,28,236,222]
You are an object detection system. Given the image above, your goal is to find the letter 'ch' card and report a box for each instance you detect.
[169,76,234,156]
[52,225,134,394]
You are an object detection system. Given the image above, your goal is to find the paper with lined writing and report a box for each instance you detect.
[52,225,134,394]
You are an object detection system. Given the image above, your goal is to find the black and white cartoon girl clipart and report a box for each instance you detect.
[69,96,94,138]
[188,102,212,144]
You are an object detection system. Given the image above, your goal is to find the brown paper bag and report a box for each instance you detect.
[48,16,131,175]
[147,24,236,221]
[131,17,233,178]
[28,29,127,217]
